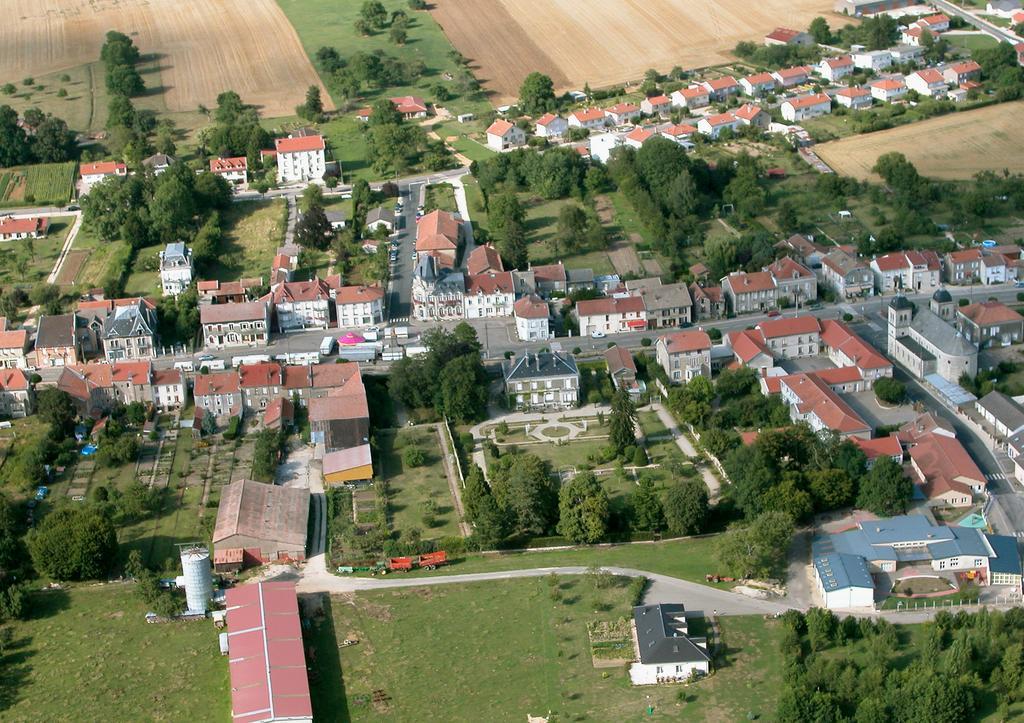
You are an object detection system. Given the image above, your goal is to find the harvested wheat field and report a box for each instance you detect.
[1,0,331,117]
[816,102,1024,181]
[430,0,834,99]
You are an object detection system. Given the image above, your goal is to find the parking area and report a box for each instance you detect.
[779,356,837,374]
[843,391,919,430]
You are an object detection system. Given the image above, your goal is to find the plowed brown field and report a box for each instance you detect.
[430,0,834,100]
[815,102,1024,181]
[1,0,331,117]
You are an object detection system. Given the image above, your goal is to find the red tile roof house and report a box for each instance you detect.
[740,72,777,97]
[151,368,185,410]
[464,271,516,318]
[765,256,817,305]
[79,161,127,185]
[721,271,777,314]
[869,78,907,102]
[655,330,712,382]
[755,315,822,359]
[734,103,770,128]
[467,243,504,276]
[193,370,243,419]
[199,301,270,350]
[640,94,672,116]
[956,301,1024,347]
[901,24,936,47]
[264,278,333,332]
[700,76,741,101]
[851,434,904,467]
[223,578,311,722]
[197,278,262,304]
[575,296,647,336]
[0,323,29,369]
[530,262,569,296]
[697,112,742,139]
[605,344,641,395]
[764,27,813,46]
[0,368,32,418]
[779,372,872,439]
[870,250,941,291]
[818,56,855,83]
[0,216,48,241]
[618,126,650,151]
[835,87,873,110]
[908,432,986,508]
[726,329,775,375]
[906,68,948,98]
[943,60,981,86]
[209,156,248,186]
[238,361,285,413]
[917,13,951,32]
[772,66,811,88]
[535,112,569,138]
[688,283,725,320]
[415,209,462,266]
[486,119,526,152]
[781,93,832,122]
[604,102,642,125]
[513,295,551,341]
[568,108,608,130]
[819,319,892,380]
[660,123,698,146]
[273,132,326,184]
[670,86,710,109]
[333,284,385,328]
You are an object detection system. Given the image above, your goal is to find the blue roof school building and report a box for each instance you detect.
[811,515,1022,609]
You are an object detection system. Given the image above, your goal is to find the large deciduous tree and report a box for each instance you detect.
[556,472,610,544]
[856,456,912,516]
[28,507,118,581]
[518,72,556,116]
[662,478,708,537]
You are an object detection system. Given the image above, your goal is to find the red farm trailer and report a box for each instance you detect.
[383,551,448,573]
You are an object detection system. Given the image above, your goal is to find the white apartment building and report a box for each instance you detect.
[275,133,326,183]
[159,242,193,297]
[463,272,515,319]
[335,286,385,328]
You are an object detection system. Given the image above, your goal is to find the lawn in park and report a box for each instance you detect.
[305,577,786,721]
[0,584,228,721]
[376,426,461,539]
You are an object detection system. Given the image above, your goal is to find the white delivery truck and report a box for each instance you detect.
[320,335,336,356]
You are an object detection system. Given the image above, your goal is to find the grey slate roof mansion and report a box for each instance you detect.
[503,350,579,410]
[629,603,711,685]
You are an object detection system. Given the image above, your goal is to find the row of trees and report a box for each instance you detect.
[101,30,145,97]
[774,606,1024,722]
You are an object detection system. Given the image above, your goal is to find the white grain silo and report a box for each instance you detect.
[179,545,213,614]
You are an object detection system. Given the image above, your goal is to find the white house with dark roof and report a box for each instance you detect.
[102,299,158,361]
[629,604,710,685]
[503,350,579,409]
[159,242,193,297]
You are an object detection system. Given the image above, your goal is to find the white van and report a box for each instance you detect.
[320,335,336,355]
[173,361,195,373]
